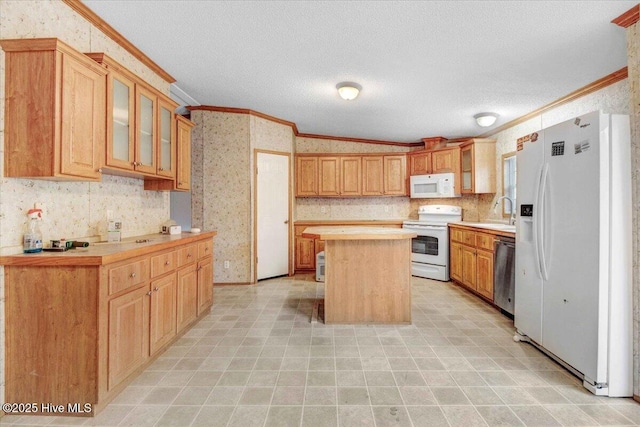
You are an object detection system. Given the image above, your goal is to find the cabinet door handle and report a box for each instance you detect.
[146,291,152,296]
[130,272,136,278]
[197,266,202,271]
[159,167,164,171]
[154,287,159,292]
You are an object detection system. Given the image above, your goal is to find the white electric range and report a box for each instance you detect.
[402,205,462,281]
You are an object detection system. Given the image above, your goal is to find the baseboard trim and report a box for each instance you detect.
[214,282,251,286]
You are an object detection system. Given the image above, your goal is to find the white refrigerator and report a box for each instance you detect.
[514,110,632,397]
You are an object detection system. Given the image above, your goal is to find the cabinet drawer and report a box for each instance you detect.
[476,233,495,251]
[151,250,177,278]
[461,230,476,246]
[198,239,213,259]
[450,228,464,243]
[178,244,198,267]
[108,258,149,295]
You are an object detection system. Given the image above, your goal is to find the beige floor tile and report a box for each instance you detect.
[228,405,269,427]
[338,405,375,426]
[476,405,524,426]
[302,406,338,427]
[510,405,561,426]
[441,405,488,427]
[431,386,472,405]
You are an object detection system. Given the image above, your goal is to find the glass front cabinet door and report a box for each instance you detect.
[157,99,176,178]
[106,72,136,170]
[135,85,157,175]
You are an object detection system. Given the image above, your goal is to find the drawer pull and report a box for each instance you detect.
[187,253,192,258]
[129,272,136,279]
[205,247,209,252]
[164,261,170,266]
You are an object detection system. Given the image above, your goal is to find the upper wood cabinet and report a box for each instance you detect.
[144,114,194,191]
[383,155,406,195]
[318,157,341,196]
[362,156,384,196]
[409,152,431,175]
[295,153,407,197]
[86,53,178,181]
[408,147,459,175]
[295,156,318,196]
[460,138,496,194]
[175,116,195,190]
[432,147,460,174]
[340,157,362,196]
[1,38,107,180]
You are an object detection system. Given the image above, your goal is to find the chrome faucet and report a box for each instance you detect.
[494,196,516,225]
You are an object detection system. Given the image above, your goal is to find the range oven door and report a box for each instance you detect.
[404,224,449,267]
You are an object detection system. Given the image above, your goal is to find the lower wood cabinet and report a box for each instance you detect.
[197,256,214,315]
[149,273,177,355]
[177,264,198,333]
[0,232,215,416]
[450,225,496,301]
[108,285,149,390]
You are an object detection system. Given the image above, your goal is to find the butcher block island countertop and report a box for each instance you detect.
[303,226,417,325]
[0,231,216,417]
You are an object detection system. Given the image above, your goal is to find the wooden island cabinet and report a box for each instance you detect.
[294,220,403,272]
[0,232,215,416]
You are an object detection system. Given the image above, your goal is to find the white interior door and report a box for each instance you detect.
[256,152,290,280]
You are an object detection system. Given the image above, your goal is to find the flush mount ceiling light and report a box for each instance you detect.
[336,82,362,100]
[474,112,499,127]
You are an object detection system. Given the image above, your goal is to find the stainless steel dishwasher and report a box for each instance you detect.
[493,235,515,316]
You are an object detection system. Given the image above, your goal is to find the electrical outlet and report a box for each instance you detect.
[224,260,230,269]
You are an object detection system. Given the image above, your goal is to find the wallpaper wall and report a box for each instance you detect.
[191,111,252,283]
[0,0,175,405]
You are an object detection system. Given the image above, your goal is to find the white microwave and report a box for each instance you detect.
[410,173,458,198]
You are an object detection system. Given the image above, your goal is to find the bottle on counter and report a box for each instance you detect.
[23,208,43,253]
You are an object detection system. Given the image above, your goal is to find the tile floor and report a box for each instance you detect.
[2,274,640,427]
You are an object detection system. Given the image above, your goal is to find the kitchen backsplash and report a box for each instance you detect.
[0,175,169,255]
[296,197,411,220]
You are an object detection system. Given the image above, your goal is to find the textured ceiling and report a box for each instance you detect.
[82,0,635,143]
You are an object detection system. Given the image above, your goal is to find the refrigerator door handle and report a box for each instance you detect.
[532,164,544,279]
[538,163,550,281]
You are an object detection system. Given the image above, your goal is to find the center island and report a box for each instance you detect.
[302,226,417,324]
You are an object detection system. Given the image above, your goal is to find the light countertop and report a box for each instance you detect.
[450,221,516,236]
[302,226,417,241]
[0,231,217,266]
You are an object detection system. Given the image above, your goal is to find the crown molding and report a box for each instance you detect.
[478,67,628,138]
[612,4,640,28]
[62,0,176,83]
[188,105,423,147]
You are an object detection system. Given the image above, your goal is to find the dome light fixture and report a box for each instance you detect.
[336,82,361,100]
[474,112,499,127]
